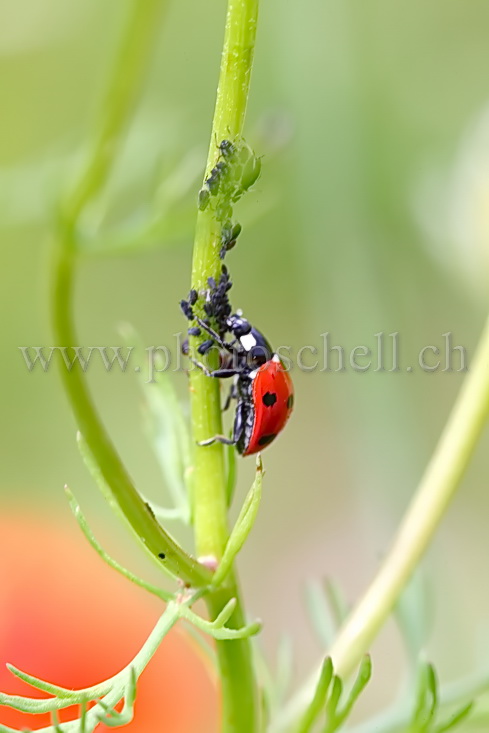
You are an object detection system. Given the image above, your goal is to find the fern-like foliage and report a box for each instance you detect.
[0,489,261,733]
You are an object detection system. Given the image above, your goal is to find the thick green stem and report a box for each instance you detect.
[189,0,260,731]
[272,314,489,732]
[51,0,211,588]
[190,0,259,559]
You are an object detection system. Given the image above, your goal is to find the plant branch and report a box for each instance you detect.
[51,0,211,588]
[330,314,489,676]
[1,590,261,733]
[273,313,489,732]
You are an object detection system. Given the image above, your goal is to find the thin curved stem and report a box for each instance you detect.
[330,313,489,676]
[273,313,489,732]
[51,0,211,589]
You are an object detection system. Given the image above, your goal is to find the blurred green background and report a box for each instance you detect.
[2,0,489,727]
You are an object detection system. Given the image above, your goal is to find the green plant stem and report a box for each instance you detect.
[205,589,259,732]
[189,0,260,731]
[330,314,489,674]
[51,0,211,588]
[190,0,259,559]
[273,313,489,733]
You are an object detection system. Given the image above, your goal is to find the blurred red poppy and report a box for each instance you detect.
[0,511,218,732]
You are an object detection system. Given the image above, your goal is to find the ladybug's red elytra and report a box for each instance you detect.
[186,313,294,456]
[237,351,294,456]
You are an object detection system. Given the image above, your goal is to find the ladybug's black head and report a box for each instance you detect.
[227,314,252,338]
[245,328,273,367]
[227,314,273,369]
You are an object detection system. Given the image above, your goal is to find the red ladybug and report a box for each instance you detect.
[189,314,294,456]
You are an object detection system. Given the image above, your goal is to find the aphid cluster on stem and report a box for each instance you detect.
[198,137,262,261]
[220,222,242,260]
[181,266,232,341]
[185,137,292,455]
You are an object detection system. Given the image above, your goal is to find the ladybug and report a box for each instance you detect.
[189,313,294,456]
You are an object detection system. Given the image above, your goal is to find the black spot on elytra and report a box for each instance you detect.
[287,394,294,409]
[258,433,277,447]
[158,552,166,560]
[262,391,277,407]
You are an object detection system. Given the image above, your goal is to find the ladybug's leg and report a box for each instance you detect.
[193,316,236,354]
[222,383,237,412]
[207,368,241,378]
[198,435,235,447]
[189,356,240,379]
[198,400,245,449]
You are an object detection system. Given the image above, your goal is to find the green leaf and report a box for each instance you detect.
[324,676,343,731]
[178,619,217,666]
[78,145,204,258]
[142,503,185,523]
[346,655,483,733]
[212,455,263,586]
[394,571,431,667]
[95,671,136,728]
[142,372,192,520]
[6,663,88,700]
[0,691,66,715]
[333,655,372,730]
[305,579,338,648]
[76,432,121,517]
[434,702,474,733]
[197,618,262,641]
[211,597,238,626]
[1,603,182,727]
[76,431,204,584]
[274,636,295,710]
[426,664,439,724]
[255,635,294,721]
[297,657,334,733]
[65,486,174,602]
[411,663,438,732]
[80,701,88,733]
[51,709,63,732]
[323,578,350,629]
[120,323,192,523]
[179,600,262,641]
